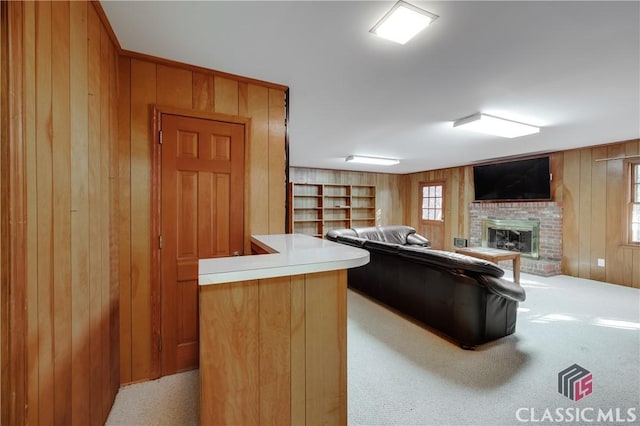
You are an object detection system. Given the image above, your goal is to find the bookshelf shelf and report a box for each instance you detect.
[288,183,376,237]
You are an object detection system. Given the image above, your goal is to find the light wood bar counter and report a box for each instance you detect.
[198,234,369,426]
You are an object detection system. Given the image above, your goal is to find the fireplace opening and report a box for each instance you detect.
[488,228,532,253]
[482,218,540,259]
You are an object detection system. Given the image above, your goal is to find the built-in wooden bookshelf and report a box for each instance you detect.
[289,183,376,237]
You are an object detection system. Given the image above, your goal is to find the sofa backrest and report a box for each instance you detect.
[353,227,386,241]
[399,245,505,278]
[326,228,357,241]
[326,225,430,247]
[378,225,430,246]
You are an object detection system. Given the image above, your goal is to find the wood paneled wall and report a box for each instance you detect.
[293,143,639,290]
[405,154,565,252]
[289,167,408,226]
[406,166,475,251]
[118,56,287,384]
[200,270,347,426]
[2,1,120,425]
[405,146,639,288]
[562,139,640,288]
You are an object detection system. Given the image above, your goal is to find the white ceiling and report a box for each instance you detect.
[101,1,640,174]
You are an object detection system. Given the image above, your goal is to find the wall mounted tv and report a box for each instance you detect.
[473,156,551,201]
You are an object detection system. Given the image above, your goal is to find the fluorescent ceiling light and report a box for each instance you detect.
[345,155,400,166]
[370,1,439,45]
[453,113,540,138]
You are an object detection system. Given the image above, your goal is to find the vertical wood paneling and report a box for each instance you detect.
[157,65,192,110]
[624,141,640,288]
[379,173,406,225]
[69,2,90,424]
[200,271,346,425]
[268,88,286,234]
[259,277,291,425]
[462,166,474,237]
[305,270,347,425]
[550,153,564,202]
[200,281,260,425]
[129,58,156,381]
[450,168,460,239]
[120,57,287,383]
[577,150,592,278]
[192,71,214,112]
[89,8,108,425]
[562,150,580,276]
[560,141,640,287]
[214,76,239,115]
[4,2,120,424]
[104,24,116,415]
[109,42,120,400]
[35,2,55,423]
[117,57,132,384]
[0,4,3,416]
[87,5,105,422]
[99,24,111,419]
[298,140,640,287]
[3,2,29,423]
[242,84,269,234]
[605,144,626,284]
[52,3,73,423]
[290,275,306,425]
[22,1,39,424]
[589,146,608,281]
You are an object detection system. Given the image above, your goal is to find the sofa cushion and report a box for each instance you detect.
[353,227,386,241]
[398,246,505,278]
[378,225,418,245]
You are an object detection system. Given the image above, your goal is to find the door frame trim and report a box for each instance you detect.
[150,105,250,378]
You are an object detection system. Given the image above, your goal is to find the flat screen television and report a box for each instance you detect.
[473,156,551,201]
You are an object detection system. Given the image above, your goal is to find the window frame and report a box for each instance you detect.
[419,181,445,223]
[627,160,640,245]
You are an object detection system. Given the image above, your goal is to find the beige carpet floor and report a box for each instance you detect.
[106,271,640,425]
[106,369,199,426]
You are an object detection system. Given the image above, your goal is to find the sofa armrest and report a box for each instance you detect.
[478,275,526,302]
[326,228,357,241]
[406,233,431,247]
[335,235,368,248]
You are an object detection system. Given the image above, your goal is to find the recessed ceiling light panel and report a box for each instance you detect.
[346,155,400,166]
[453,113,540,138]
[370,1,439,45]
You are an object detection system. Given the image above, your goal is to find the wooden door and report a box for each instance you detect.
[419,181,445,249]
[160,113,245,375]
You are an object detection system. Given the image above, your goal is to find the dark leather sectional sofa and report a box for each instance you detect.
[326,225,526,348]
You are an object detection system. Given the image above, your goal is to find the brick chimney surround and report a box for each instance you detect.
[469,202,563,276]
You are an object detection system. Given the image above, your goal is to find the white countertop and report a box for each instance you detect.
[198,234,369,285]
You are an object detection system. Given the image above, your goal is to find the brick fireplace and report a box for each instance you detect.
[469,202,563,276]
